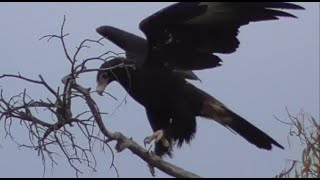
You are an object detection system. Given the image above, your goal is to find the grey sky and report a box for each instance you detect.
[0,2,319,178]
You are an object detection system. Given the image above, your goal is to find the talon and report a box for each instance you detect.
[144,130,169,147]
[144,136,153,147]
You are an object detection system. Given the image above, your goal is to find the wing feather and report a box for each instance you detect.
[139,2,304,70]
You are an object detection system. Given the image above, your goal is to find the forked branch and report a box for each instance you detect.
[0,16,201,178]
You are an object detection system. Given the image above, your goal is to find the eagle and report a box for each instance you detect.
[96,2,304,157]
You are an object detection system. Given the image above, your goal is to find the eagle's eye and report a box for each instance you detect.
[101,73,108,79]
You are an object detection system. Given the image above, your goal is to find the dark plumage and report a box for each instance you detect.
[96,2,304,157]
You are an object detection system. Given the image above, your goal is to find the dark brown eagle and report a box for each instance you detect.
[96,2,304,157]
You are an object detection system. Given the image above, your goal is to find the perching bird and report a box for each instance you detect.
[96,2,304,157]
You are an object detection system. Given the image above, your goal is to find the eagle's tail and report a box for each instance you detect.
[195,88,284,150]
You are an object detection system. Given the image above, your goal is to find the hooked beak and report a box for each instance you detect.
[96,78,109,96]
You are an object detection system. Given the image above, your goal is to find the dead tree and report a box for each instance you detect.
[276,109,319,178]
[0,16,201,178]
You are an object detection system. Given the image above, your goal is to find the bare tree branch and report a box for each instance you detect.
[72,81,202,178]
[276,109,319,178]
[0,16,202,178]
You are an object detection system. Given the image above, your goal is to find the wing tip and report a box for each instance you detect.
[96,26,113,37]
[272,10,300,19]
[281,3,305,10]
[264,2,305,10]
[265,2,305,19]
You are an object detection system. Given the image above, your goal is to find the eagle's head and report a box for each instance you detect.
[96,58,135,96]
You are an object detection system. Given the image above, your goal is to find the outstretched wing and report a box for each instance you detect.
[96,26,148,65]
[96,26,201,81]
[139,2,304,70]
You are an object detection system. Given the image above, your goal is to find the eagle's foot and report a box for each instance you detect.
[144,130,170,148]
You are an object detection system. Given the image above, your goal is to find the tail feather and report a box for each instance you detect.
[200,96,284,150]
[224,109,284,150]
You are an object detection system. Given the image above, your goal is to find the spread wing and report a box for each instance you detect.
[96,26,148,65]
[96,26,201,81]
[139,2,304,70]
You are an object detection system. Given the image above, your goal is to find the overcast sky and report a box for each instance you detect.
[0,2,319,178]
